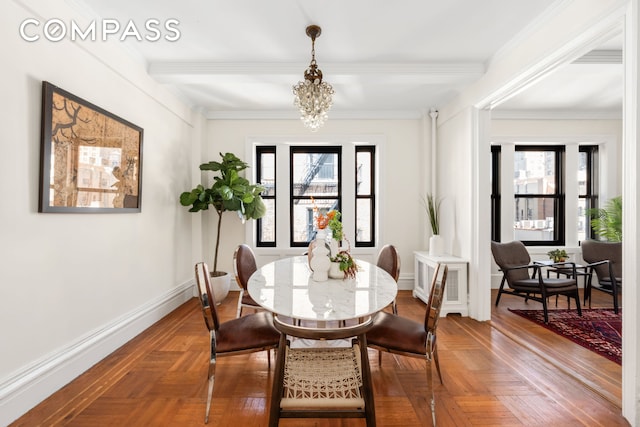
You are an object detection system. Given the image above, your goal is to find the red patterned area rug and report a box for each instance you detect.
[508,308,622,365]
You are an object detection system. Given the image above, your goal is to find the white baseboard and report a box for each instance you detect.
[0,280,195,426]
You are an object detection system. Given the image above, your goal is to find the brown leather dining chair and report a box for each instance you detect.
[376,244,401,314]
[367,263,448,427]
[195,262,280,424]
[581,239,622,313]
[233,244,263,317]
[491,240,582,323]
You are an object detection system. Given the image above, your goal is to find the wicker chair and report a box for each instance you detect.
[376,244,401,314]
[195,262,280,424]
[232,244,263,317]
[581,240,622,313]
[268,316,376,426]
[491,241,582,323]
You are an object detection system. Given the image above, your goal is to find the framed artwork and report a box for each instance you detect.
[39,81,143,213]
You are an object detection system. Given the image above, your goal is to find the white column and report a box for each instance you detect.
[622,0,639,423]
[500,143,515,242]
[564,143,579,246]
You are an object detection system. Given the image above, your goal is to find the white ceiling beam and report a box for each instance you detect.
[148,61,485,84]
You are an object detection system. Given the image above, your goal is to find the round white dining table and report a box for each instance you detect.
[247,256,398,323]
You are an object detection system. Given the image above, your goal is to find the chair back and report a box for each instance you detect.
[491,241,532,285]
[195,262,221,333]
[581,240,622,280]
[424,263,448,333]
[376,244,401,282]
[273,315,373,341]
[233,244,257,291]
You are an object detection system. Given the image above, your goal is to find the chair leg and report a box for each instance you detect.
[359,335,377,427]
[236,292,244,318]
[205,353,216,423]
[425,350,437,427]
[584,275,593,308]
[541,294,549,324]
[392,298,398,315]
[268,335,287,427]
[432,344,444,385]
[495,277,507,307]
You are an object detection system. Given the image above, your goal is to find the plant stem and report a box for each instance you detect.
[214,208,223,273]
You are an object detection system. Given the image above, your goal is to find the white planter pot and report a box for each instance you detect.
[329,262,343,279]
[209,271,231,304]
[429,235,444,256]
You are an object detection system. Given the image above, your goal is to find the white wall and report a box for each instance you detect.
[203,118,429,287]
[0,1,200,423]
[437,109,473,259]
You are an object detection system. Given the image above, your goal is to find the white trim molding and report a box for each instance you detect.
[0,281,195,426]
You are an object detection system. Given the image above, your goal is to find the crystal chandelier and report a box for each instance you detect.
[293,25,334,131]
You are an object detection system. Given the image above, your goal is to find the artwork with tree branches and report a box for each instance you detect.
[39,82,143,213]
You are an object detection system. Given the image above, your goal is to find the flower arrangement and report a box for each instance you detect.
[331,249,358,279]
[310,197,343,240]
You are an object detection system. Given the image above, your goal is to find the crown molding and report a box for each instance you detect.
[491,108,622,120]
[572,49,623,64]
[205,109,423,120]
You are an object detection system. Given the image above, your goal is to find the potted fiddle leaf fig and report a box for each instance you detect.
[180,152,266,302]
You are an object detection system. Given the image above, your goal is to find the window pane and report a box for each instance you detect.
[356,151,371,195]
[513,197,556,241]
[578,151,587,195]
[356,199,372,242]
[577,198,588,242]
[292,152,339,197]
[260,152,275,196]
[259,199,276,243]
[292,198,338,243]
[514,151,556,195]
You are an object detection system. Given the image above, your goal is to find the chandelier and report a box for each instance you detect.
[293,25,334,131]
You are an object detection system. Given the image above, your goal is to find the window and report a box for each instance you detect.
[355,146,375,246]
[491,144,599,246]
[256,146,276,247]
[290,146,341,247]
[255,142,377,249]
[513,146,564,245]
[491,146,501,242]
[578,146,598,241]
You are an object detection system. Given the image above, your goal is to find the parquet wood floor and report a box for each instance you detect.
[11,290,628,426]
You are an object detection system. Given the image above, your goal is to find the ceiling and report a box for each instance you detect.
[76,0,622,120]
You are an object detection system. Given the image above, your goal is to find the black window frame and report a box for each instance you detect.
[289,146,342,248]
[579,145,599,241]
[491,145,501,242]
[355,145,375,247]
[256,145,276,247]
[513,145,565,246]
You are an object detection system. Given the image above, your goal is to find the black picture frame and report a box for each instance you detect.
[39,81,143,213]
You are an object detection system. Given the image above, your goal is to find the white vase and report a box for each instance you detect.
[209,271,231,304]
[329,262,343,279]
[310,233,330,281]
[429,235,444,256]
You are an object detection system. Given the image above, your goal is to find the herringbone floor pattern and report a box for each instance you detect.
[12,290,627,426]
